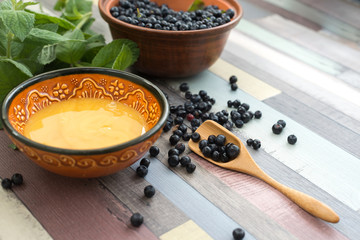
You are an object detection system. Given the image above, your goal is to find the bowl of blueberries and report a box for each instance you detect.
[99,0,242,78]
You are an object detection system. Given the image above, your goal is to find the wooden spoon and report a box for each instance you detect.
[188,120,340,223]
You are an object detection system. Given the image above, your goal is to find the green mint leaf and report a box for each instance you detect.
[0,19,6,55]
[91,39,139,68]
[28,10,75,30]
[0,57,32,77]
[0,0,12,10]
[54,0,67,11]
[9,143,18,150]
[15,1,38,11]
[112,44,133,70]
[188,0,205,11]
[55,28,86,64]
[0,10,35,41]
[38,44,57,65]
[35,23,59,32]
[27,28,68,44]
[63,0,83,21]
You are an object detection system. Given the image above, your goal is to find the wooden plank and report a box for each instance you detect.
[220,42,360,136]
[262,0,360,42]
[226,30,360,121]
[241,0,322,31]
[164,71,360,211]
[237,20,344,76]
[297,0,360,29]
[0,132,158,240]
[264,93,360,159]
[337,70,360,91]
[208,58,281,101]
[100,168,190,237]
[0,183,53,240]
[255,15,360,74]
[160,220,213,240]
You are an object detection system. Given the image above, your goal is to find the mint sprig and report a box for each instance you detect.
[0,0,140,129]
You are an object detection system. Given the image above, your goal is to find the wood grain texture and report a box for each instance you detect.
[160,220,213,240]
[0,132,158,240]
[220,46,360,137]
[100,168,190,237]
[164,71,360,211]
[237,20,345,76]
[225,30,360,123]
[0,183,53,240]
[255,15,360,74]
[262,0,360,42]
[296,0,360,28]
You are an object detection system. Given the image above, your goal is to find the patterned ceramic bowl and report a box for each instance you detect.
[1,68,169,178]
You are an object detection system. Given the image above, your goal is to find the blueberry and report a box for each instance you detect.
[246,138,253,146]
[198,139,208,150]
[233,228,245,240]
[174,116,184,125]
[182,133,191,141]
[252,139,261,150]
[288,134,297,145]
[130,213,144,227]
[220,152,229,162]
[140,158,151,167]
[185,91,192,99]
[11,173,23,186]
[168,148,180,157]
[201,146,212,158]
[180,156,191,167]
[226,144,240,160]
[231,83,238,91]
[215,134,226,146]
[1,178,12,189]
[173,129,184,137]
[229,75,238,84]
[186,163,196,173]
[191,118,201,127]
[191,132,201,142]
[241,103,250,111]
[254,110,262,119]
[168,155,180,167]
[169,134,181,145]
[144,185,156,198]
[207,134,216,144]
[170,105,177,113]
[227,100,233,108]
[272,123,283,134]
[149,146,160,157]
[241,112,251,123]
[136,165,148,177]
[178,124,188,134]
[175,143,186,154]
[234,119,244,128]
[277,119,286,128]
[233,99,241,108]
[211,151,221,161]
[237,106,246,114]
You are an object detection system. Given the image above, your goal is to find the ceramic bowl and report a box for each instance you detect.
[98,0,242,78]
[1,68,169,178]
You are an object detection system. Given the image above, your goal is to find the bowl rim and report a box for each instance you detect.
[1,67,169,155]
[98,0,243,36]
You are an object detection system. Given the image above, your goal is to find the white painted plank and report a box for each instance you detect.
[166,71,360,211]
[227,30,360,121]
[0,183,53,240]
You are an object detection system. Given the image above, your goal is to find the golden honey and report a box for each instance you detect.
[23,98,148,149]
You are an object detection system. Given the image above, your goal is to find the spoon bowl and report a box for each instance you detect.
[188,120,340,223]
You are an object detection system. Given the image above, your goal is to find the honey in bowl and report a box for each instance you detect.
[23,98,149,150]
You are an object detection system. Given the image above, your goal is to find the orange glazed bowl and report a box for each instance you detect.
[99,0,242,78]
[1,68,169,178]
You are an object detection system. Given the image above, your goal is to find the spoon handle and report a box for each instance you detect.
[253,171,340,223]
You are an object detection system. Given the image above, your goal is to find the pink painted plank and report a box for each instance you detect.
[190,153,348,240]
[0,132,158,240]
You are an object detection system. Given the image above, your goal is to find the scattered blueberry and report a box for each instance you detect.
[231,83,238,91]
[229,75,238,84]
[288,134,297,145]
[233,228,245,240]
[180,156,191,167]
[179,83,189,92]
[252,139,261,150]
[144,185,156,198]
[272,123,283,134]
[149,146,160,157]
[168,155,180,167]
[11,173,23,186]
[140,158,151,167]
[186,163,196,173]
[1,178,12,189]
[130,213,144,227]
[191,132,201,142]
[168,148,180,157]
[246,138,253,146]
[254,110,262,119]
[182,133,191,141]
[175,143,186,154]
[136,165,148,177]
[277,119,286,128]
[169,134,181,145]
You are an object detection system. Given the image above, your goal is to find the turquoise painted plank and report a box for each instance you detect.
[262,0,360,42]
[236,20,345,76]
[129,161,256,240]
[165,70,360,211]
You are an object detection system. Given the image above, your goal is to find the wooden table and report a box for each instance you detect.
[1,0,360,239]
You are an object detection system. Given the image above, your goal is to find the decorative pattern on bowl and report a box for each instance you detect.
[2,69,168,178]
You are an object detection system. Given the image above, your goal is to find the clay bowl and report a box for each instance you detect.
[99,0,242,78]
[1,68,169,178]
